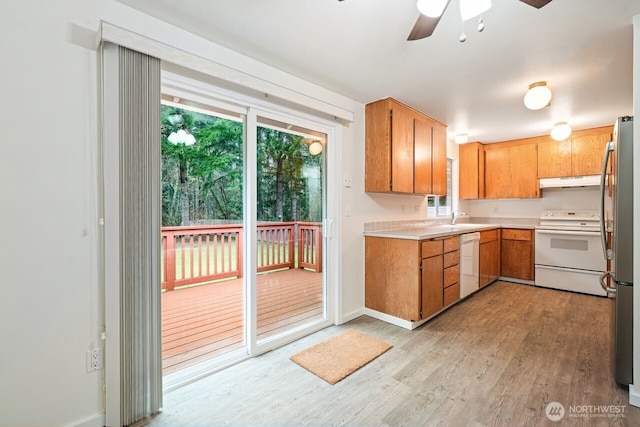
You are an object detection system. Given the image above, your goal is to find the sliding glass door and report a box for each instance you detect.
[159,78,332,382]
[160,98,248,381]
[254,114,327,344]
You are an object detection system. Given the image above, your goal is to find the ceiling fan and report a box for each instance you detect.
[407,0,554,41]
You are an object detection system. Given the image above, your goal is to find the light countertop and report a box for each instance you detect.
[363,218,537,240]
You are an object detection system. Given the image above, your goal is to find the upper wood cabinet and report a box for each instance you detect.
[459,142,485,199]
[484,142,539,199]
[365,98,447,195]
[537,126,613,178]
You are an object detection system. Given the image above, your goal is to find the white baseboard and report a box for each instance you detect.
[629,384,640,407]
[71,413,105,427]
[340,308,364,324]
[362,308,428,330]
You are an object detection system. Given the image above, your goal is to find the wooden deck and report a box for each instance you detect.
[162,268,323,375]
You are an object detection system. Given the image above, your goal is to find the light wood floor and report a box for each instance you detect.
[148,281,640,426]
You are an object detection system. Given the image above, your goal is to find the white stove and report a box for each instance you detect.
[535,210,606,296]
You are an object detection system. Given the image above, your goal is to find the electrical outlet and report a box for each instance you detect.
[86,348,103,372]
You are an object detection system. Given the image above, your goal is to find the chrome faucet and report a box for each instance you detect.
[451,211,469,225]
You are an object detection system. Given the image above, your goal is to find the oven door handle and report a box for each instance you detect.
[536,230,601,237]
[599,271,616,296]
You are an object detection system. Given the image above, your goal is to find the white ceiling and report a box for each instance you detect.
[116,0,640,143]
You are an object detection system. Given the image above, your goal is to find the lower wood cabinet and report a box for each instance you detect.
[365,235,460,322]
[500,228,534,280]
[479,229,500,287]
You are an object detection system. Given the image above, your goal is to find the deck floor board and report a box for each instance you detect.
[162,268,323,375]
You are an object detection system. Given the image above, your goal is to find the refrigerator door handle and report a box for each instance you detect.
[599,141,614,260]
[599,271,616,297]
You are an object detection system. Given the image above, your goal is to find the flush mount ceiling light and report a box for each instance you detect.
[416,0,448,17]
[454,134,469,144]
[524,81,552,110]
[550,122,572,141]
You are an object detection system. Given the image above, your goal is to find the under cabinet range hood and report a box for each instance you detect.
[539,175,601,188]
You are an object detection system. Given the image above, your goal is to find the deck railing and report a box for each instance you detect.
[161,222,322,291]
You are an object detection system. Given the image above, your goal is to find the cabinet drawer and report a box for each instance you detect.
[501,228,532,241]
[443,236,460,253]
[479,229,498,244]
[444,264,460,288]
[443,250,459,268]
[444,283,460,306]
[422,239,443,258]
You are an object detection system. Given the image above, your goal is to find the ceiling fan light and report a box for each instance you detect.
[523,81,552,110]
[460,0,491,21]
[417,0,449,18]
[551,122,572,141]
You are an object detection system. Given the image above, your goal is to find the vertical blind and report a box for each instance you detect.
[118,45,162,425]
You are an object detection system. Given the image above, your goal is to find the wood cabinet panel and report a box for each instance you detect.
[443,236,460,253]
[479,229,498,244]
[413,117,433,194]
[510,143,540,198]
[421,255,444,319]
[501,229,532,241]
[571,132,611,176]
[365,237,421,321]
[538,139,571,178]
[431,123,448,196]
[484,146,511,199]
[390,105,415,193]
[444,264,460,288]
[443,250,459,268]
[422,240,443,258]
[459,142,484,199]
[364,101,391,192]
[500,229,534,280]
[479,239,500,288]
[444,283,460,306]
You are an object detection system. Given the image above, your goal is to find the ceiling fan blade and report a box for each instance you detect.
[519,0,553,8]
[407,14,440,40]
[407,0,451,41]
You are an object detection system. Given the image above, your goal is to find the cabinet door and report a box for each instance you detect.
[510,143,539,198]
[421,255,444,319]
[413,117,433,194]
[459,142,483,199]
[501,239,533,280]
[571,133,611,176]
[365,100,391,192]
[431,123,448,196]
[484,146,510,199]
[391,106,415,193]
[365,237,421,321]
[537,139,571,178]
[480,240,500,287]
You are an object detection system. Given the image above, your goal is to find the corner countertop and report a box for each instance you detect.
[363,217,538,240]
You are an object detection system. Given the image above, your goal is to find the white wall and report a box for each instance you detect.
[0,1,105,426]
[468,187,602,218]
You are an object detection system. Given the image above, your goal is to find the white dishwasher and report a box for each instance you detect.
[460,232,480,298]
